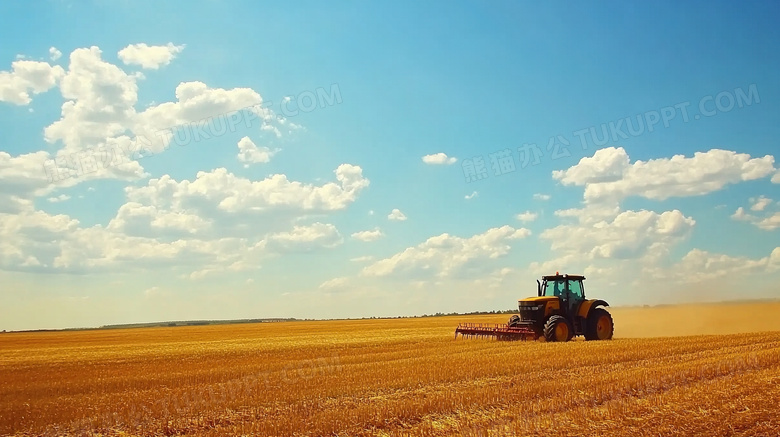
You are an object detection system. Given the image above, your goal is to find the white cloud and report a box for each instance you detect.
[126,164,369,218]
[47,194,70,203]
[107,201,212,237]
[0,60,65,105]
[731,207,751,221]
[515,211,538,223]
[49,47,62,62]
[42,46,283,167]
[388,208,407,221]
[553,147,776,203]
[262,222,343,253]
[20,45,295,194]
[43,46,141,154]
[362,225,531,279]
[139,81,264,130]
[422,153,457,165]
[0,150,104,214]
[117,43,185,69]
[465,191,478,200]
[731,207,780,231]
[554,202,622,225]
[472,267,516,290]
[0,206,233,274]
[755,213,780,231]
[648,248,774,284]
[541,208,696,262]
[533,193,551,201]
[351,228,384,242]
[319,276,350,292]
[350,255,374,262]
[237,136,276,166]
[773,171,780,184]
[750,196,772,212]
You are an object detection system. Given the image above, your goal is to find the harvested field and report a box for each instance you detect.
[2,302,780,436]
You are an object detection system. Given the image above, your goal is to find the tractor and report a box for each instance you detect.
[455,273,614,342]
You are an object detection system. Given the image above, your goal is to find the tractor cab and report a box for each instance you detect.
[537,273,586,316]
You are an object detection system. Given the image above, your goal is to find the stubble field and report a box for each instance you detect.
[2,302,780,436]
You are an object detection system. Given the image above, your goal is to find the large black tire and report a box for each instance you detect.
[543,315,573,342]
[585,308,614,341]
[508,315,521,327]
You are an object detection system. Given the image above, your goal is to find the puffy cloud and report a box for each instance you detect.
[362,225,531,279]
[733,209,780,231]
[515,211,538,223]
[126,164,368,218]
[47,194,70,203]
[43,46,140,153]
[138,81,265,134]
[647,248,774,283]
[756,213,780,231]
[117,43,185,69]
[41,46,285,177]
[533,193,551,201]
[351,228,384,242]
[554,202,622,226]
[750,196,772,212]
[0,151,58,201]
[731,207,750,222]
[237,136,276,166]
[541,208,696,261]
[471,267,516,290]
[388,208,407,221]
[1,157,366,275]
[0,147,146,210]
[731,200,780,231]
[0,210,78,270]
[0,151,137,214]
[106,202,212,237]
[262,223,342,253]
[422,153,457,165]
[0,206,232,274]
[553,147,776,202]
[0,60,65,105]
[49,47,62,62]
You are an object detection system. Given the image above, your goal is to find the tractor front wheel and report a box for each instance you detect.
[585,308,614,340]
[543,315,573,342]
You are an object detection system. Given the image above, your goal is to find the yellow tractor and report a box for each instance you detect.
[455,273,614,342]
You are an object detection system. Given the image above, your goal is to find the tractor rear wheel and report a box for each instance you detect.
[543,315,573,342]
[585,308,614,340]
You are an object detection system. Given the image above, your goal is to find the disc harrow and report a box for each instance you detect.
[454,322,539,341]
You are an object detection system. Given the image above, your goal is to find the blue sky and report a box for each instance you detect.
[1,1,779,330]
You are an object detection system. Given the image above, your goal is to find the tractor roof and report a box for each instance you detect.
[541,274,585,281]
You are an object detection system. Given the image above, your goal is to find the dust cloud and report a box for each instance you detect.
[611,301,780,338]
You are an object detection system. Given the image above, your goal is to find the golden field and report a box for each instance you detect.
[2,302,780,437]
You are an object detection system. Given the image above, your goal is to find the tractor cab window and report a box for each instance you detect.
[568,280,584,300]
[543,280,566,297]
